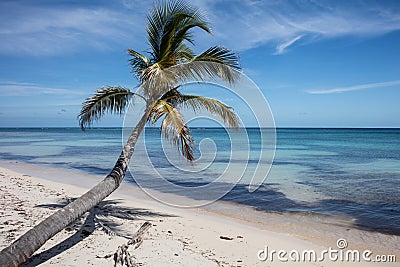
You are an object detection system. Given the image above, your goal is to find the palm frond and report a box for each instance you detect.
[167,46,240,84]
[161,11,210,61]
[179,94,240,128]
[146,0,211,64]
[127,49,152,80]
[159,89,239,127]
[174,43,195,62]
[142,2,240,100]
[78,86,133,130]
[148,100,194,161]
[141,63,175,98]
[167,60,240,85]
[193,46,240,71]
[142,59,241,99]
[159,86,182,106]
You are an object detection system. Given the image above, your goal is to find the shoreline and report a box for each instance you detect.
[0,162,399,266]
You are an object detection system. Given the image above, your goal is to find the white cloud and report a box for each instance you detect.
[307,80,400,94]
[191,0,400,53]
[0,1,148,55]
[1,0,400,55]
[274,35,303,55]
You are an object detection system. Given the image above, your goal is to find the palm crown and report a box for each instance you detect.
[78,0,241,161]
[0,2,244,264]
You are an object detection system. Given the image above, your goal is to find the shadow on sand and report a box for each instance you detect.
[131,178,400,236]
[22,199,174,266]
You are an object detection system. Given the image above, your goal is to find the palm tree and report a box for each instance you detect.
[0,1,240,265]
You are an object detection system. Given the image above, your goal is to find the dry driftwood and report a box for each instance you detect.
[97,221,152,267]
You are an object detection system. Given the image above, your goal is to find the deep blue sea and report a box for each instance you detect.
[0,128,399,235]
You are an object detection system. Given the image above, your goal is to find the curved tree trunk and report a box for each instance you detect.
[0,108,150,267]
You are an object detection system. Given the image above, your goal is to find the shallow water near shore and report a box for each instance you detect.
[0,127,399,236]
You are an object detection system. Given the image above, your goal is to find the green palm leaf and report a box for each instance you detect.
[170,46,240,84]
[78,86,133,130]
[180,95,240,128]
[170,60,240,84]
[174,43,195,62]
[146,0,211,64]
[148,99,195,161]
[144,47,239,90]
[181,95,239,128]
[128,49,152,80]
[142,60,240,99]
[193,46,240,70]
[159,89,239,128]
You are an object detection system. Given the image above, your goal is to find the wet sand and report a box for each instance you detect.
[0,162,398,266]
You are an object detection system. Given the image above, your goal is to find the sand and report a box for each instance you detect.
[0,164,399,266]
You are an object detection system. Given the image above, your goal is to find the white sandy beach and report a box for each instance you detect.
[0,163,399,266]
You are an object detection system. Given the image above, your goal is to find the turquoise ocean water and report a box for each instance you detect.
[0,128,399,234]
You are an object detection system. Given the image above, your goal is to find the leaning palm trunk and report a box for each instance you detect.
[0,109,150,267]
[1,1,242,265]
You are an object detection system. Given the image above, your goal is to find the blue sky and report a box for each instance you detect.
[0,0,399,127]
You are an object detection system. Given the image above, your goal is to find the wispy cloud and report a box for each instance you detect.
[192,0,400,53]
[0,1,148,55]
[0,81,85,96]
[274,35,303,55]
[1,0,400,55]
[307,80,400,94]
